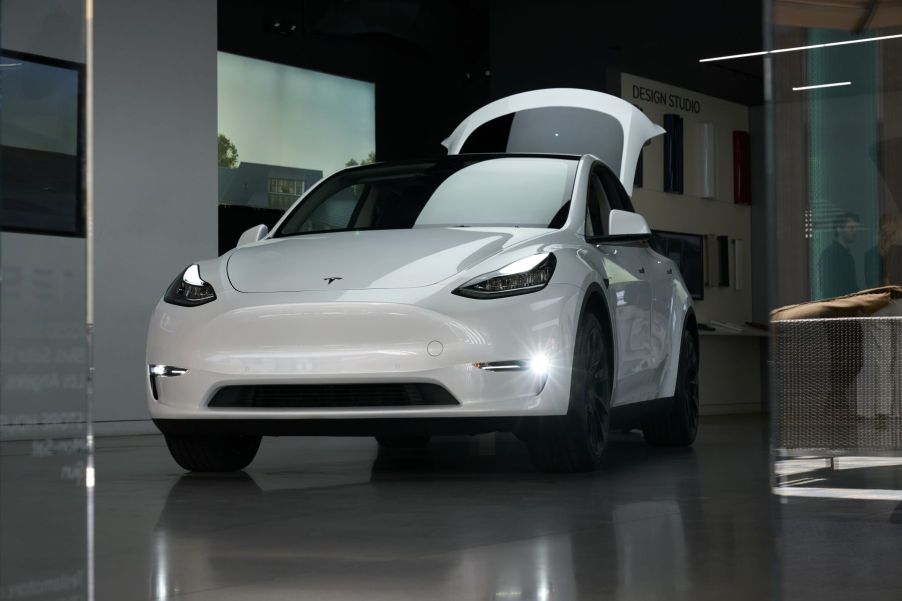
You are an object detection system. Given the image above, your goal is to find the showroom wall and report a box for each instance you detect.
[624,73,754,325]
[1,0,216,436]
[90,0,218,432]
[1,0,88,439]
[0,0,84,61]
[621,74,767,415]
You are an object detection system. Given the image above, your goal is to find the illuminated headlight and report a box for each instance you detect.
[453,253,556,299]
[164,264,216,307]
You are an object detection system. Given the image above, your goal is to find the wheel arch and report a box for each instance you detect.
[683,308,699,360]
[657,303,700,398]
[576,283,616,391]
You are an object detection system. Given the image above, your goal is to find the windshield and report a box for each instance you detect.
[274,156,578,237]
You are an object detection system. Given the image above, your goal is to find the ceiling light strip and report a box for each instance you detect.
[792,81,851,91]
[699,50,768,62]
[700,32,902,63]
[773,486,902,501]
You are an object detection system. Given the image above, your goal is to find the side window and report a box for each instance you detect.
[599,167,635,213]
[585,173,611,238]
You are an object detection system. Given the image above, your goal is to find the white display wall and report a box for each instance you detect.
[623,73,764,415]
[622,72,754,327]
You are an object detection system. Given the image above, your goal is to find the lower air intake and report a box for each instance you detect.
[208,383,459,409]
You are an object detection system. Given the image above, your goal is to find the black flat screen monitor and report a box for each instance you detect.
[1,50,84,236]
[650,230,704,300]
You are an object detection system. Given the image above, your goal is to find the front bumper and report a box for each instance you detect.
[146,283,582,424]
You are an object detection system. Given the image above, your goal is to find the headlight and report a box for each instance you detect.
[164,264,216,306]
[453,253,556,299]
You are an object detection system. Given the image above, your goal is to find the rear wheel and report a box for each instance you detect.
[164,434,261,472]
[526,312,613,472]
[642,328,699,446]
[375,435,431,449]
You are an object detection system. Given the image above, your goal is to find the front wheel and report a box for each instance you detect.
[642,328,699,446]
[526,312,613,472]
[164,433,261,472]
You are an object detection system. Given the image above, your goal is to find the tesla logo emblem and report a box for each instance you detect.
[323,277,342,285]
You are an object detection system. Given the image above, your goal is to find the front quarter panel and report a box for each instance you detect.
[656,274,693,399]
[145,243,595,420]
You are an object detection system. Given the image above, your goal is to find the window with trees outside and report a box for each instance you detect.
[217,52,375,216]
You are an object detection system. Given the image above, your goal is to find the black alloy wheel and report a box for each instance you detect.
[583,316,613,460]
[642,328,699,446]
[526,312,613,472]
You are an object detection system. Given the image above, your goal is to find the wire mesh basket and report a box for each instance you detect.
[774,317,902,451]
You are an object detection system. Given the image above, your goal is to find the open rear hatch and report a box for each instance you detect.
[442,88,665,196]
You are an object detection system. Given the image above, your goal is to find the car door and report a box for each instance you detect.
[599,168,674,396]
[585,167,654,405]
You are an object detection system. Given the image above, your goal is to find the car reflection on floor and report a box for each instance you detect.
[145,427,773,601]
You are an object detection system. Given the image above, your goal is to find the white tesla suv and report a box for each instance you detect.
[147,89,699,472]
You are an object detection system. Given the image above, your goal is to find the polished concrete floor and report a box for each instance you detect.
[2,415,901,600]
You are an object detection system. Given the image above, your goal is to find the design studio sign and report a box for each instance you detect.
[630,84,702,114]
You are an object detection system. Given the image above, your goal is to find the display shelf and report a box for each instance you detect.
[699,328,768,338]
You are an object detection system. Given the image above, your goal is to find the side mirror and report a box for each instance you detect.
[608,209,650,238]
[236,224,269,248]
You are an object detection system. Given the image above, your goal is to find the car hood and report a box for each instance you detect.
[226,227,553,292]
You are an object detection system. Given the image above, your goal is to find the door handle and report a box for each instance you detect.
[666,268,673,274]
[638,267,646,274]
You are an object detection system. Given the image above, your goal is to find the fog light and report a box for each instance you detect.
[473,360,528,371]
[148,364,187,400]
[529,353,550,376]
[150,365,187,377]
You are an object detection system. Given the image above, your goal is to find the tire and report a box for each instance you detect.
[375,435,431,449]
[642,328,699,446]
[164,433,261,472]
[526,312,613,472]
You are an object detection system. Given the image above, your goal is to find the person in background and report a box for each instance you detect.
[864,215,902,286]
[815,213,863,432]
[856,215,902,425]
[818,211,860,298]
[878,215,902,285]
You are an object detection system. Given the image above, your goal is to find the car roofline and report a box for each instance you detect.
[267,153,591,239]
[339,152,584,172]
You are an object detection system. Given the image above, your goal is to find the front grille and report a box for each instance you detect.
[208,383,459,409]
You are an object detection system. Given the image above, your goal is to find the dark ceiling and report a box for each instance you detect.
[218,1,768,160]
[598,0,766,104]
[219,0,765,106]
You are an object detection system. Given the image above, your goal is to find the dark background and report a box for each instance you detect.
[219,0,764,163]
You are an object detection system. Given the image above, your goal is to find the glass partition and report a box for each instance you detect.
[766,11,902,453]
[764,4,902,597]
[0,0,91,598]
